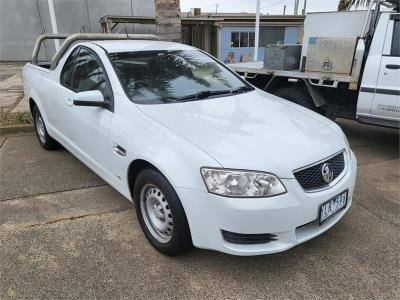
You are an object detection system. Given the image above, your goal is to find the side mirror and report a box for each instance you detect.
[73,90,109,108]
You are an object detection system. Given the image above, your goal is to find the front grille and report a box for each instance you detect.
[293,151,345,191]
[221,230,277,244]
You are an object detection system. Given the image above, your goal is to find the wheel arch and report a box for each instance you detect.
[127,159,161,199]
[26,90,49,124]
[267,77,326,108]
[126,158,188,201]
[126,158,194,240]
[29,97,37,115]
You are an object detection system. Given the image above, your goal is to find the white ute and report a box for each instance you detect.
[22,33,357,256]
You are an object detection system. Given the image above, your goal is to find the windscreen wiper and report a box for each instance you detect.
[177,89,232,102]
[161,86,254,103]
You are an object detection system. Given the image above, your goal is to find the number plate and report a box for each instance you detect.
[319,190,348,225]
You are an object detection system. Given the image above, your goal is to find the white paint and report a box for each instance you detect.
[254,0,260,61]
[22,39,358,256]
[47,0,60,51]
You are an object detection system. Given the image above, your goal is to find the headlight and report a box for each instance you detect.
[200,168,286,197]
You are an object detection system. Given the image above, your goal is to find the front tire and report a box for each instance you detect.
[32,106,58,150]
[134,168,192,256]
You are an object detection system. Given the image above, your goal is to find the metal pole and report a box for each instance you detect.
[254,0,261,61]
[47,0,60,51]
[361,0,376,37]
[283,5,286,15]
[302,0,307,15]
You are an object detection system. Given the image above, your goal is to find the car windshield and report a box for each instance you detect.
[109,50,253,104]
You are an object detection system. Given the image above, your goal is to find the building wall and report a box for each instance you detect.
[284,27,299,44]
[219,25,299,64]
[220,26,256,64]
[0,0,155,61]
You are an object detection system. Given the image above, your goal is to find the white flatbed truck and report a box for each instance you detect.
[230,1,399,128]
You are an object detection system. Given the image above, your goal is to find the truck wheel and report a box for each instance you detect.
[134,168,193,256]
[274,87,316,111]
[32,106,59,150]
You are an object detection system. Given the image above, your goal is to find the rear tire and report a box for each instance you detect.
[274,86,316,111]
[134,168,193,256]
[32,106,59,150]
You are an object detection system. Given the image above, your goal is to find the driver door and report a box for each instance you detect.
[58,46,114,180]
[370,14,400,122]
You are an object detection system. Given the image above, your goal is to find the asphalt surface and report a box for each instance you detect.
[0,119,399,299]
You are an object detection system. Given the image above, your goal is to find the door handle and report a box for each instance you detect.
[113,145,126,157]
[386,64,400,70]
[64,98,74,106]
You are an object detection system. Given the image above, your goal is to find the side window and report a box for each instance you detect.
[60,48,79,88]
[71,48,112,101]
[391,20,399,56]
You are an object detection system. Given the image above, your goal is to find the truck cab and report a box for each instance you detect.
[357,12,400,128]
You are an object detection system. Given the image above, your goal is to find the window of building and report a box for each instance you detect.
[240,32,249,47]
[259,27,285,47]
[231,32,240,47]
[249,32,255,47]
[231,32,255,48]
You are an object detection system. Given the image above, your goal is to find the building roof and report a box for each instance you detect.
[182,12,305,20]
[99,13,305,27]
[181,12,305,24]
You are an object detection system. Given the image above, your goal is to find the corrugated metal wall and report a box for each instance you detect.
[0,0,155,61]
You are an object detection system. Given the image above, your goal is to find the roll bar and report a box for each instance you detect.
[32,33,160,69]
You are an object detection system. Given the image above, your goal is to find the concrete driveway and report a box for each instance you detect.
[0,119,399,299]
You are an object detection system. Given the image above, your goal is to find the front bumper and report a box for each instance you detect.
[176,151,357,256]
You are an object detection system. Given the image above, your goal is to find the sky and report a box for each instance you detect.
[180,0,341,14]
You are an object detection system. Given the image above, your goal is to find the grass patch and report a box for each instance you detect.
[1,112,33,125]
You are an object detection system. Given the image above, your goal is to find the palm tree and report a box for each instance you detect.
[338,0,399,11]
[338,0,370,11]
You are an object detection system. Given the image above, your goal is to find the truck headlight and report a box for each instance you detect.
[200,168,286,197]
